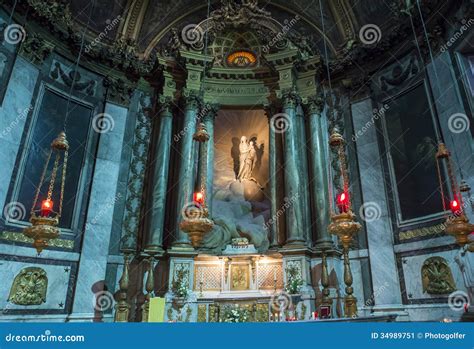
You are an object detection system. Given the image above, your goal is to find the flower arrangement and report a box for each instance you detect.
[284,265,303,294]
[171,265,189,299]
[222,304,250,323]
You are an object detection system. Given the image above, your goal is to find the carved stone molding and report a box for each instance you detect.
[19,32,54,65]
[398,223,445,241]
[379,55,419,92]
[0,231,74,250]
[103,76,135,106]
[8,267,48,305]
[50,60,97,96]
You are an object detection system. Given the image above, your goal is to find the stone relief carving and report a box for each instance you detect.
[379,55,419,92]
[50,61,97,96]
[421,257,456,295]
[19,32,54,65]
[8,267,48,305]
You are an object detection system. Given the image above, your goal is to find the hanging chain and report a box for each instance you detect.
[338,142,350,210]
[59,150,68,218]
[31,149,52,215]
[435,157,447,213]
[46,152,61,202]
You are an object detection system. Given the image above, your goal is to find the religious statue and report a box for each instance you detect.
[237,136,257,181]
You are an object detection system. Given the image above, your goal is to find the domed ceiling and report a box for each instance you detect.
[5,0,460,77]
[65,0,456,63]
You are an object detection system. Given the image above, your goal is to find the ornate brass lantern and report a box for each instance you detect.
[23,132,69,253]
[327,128,361,317]
[179,123,214,248]
[435,143,474,251]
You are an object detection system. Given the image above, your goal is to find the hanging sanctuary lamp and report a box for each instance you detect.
[23,132,69,253]
[435,143,474,251]
[179,122,214,248]
[404,0,474,252]
[327,128,362,318]
[22,0,93,253]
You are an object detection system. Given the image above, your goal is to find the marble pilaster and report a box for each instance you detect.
[0,57,39,214]
[145,97,174,254]
[351,98,402,308]
[69,102,128,321]
[304,96,333,250]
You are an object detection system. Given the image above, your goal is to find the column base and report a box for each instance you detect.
[313,239,335,251]
[144,245,165,256]
[283,239,306,249]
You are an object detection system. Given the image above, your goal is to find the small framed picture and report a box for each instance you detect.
[319,305,331,319]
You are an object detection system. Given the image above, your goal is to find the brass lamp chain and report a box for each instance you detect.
[59,150,68,218]
[338,142,350,209]
[46,152,61,202]
[30,149,52,215]
[435,156,447,212]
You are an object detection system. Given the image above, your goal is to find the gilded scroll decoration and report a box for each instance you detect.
[8,267,48,305]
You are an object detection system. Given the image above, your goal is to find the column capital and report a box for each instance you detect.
[302,95,324,115]
[182,89,203,111]
[263,102,279,120]
[279,88,300,109]
[158,95,174,117]
[201,103,220,122]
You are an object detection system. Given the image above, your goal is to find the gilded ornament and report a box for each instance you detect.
[8,267,48,305]
[421,257,456,294]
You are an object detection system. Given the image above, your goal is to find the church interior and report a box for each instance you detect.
[0,0,473,323]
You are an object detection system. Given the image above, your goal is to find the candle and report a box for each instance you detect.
[41,199,53,217]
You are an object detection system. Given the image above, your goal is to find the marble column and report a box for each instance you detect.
[264,104,279,248]
[296,104,312,247]
[202,104,219,217]
[173,93,201,247]
[304,97,333,250]
[145,97,174,254]
[281,91,305,245]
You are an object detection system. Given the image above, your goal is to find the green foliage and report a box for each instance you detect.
[284,265,303,294]
[221,304,250,323]
[171,265,189,299]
